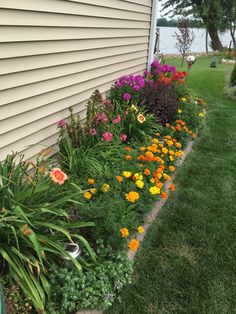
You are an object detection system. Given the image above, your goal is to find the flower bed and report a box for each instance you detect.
[0,60,206,313]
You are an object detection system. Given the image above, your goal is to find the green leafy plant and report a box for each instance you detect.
[0,153,96,312]
[230,62,236,86]
[46,240,133,313]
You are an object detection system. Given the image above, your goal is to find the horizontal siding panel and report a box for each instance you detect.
[0,43,148,75]
[0,64,146,135]
[0,9,150,25]
[121,0,152,7]
[0,0,151,160]
[0,0,151,15]
[0,51,147,90]
[0,57,147,106]
[2,68,145,156]
[0,26,149,42]
[1,65,146,120]
[0,37,149,59]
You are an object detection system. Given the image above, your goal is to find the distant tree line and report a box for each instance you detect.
[157,17,203,28]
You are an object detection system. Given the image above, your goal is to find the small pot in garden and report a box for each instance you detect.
[62,243,81,268]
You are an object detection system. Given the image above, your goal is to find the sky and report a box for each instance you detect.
[157,0,172,19]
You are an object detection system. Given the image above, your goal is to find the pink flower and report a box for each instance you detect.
[112,115,121,124]
[120,134,127,142]
[57,120,66,128]
[123,93,132,101]
[102,132,113,142]
[89,128,96,136]
[50,168,68,185]
[123,111,128,116]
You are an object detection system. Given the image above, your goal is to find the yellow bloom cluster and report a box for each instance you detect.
[135,180,144,189]
[149,186,160,195]
[123,171,132,178]
[102,183,110,193]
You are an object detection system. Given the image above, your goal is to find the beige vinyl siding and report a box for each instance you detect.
[0,0,152,160]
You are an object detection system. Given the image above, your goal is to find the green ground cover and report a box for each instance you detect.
[106,57,236,314]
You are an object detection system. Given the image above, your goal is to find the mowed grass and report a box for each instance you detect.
[106,57,236,314]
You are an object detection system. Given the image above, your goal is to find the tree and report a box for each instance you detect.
[161,0,224,51]
[221,0,236,49]
[175,18,195,66]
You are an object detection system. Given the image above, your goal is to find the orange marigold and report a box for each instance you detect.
[88,178,95,185]
[120,227,129,238]
[126,155,132,161]
[170,183,175,191]
[161,191,168,199]
[144,168,151,176]
[169,166,175,172]
[128,239,140,251]
[125,146,132,152]
[116,176,123,182]
[125,191,140,203]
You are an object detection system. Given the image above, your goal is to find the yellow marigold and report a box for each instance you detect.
[116,176,123,182]
[149,186,160,195]
[199,112,204,117]
[178,109,182,113]
[169,166,175,172]
[84,191,92,199]
[140,146,146,151]
[175,150,184,158]
[163,173,171,181]
[134,173,143,181]
[88,178,95,185]
[181,97,186,101]
[120,227,129,238]
[137,113,146,123]
[150,178,155,183]
[157,173,162,179]
[125,191,140,203]
[166,140,174,147]
[152,138,159,144]
[90,188,97,194]
[137,226,144,234]
[135,180,144,189]
[169,150,175,155]
[162,147,168,154]
[159,143,164,148]
[128,239,140,251]
[169,156,175,161]
[102,183,110,193]
[175,142,182,148]
[123,171,132,178]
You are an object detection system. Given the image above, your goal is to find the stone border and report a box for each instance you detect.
[76,140,195,314]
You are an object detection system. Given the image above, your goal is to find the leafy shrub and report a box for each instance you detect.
[230,63,236,86]
[46,240,133,313]
[140,82,179,125]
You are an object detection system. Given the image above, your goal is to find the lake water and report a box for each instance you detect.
[158,27,232,54]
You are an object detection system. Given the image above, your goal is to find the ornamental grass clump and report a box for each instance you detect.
[0,153,96,312]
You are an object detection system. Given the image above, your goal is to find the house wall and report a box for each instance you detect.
[0,0,152,161]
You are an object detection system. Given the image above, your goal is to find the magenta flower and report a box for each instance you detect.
[89,128,96,136]
[123,93,132,101]
[120,133,127,142]
[112,115,121,124]
[151,59,160,68]
[57,120,66,128]
[102,132,113,142]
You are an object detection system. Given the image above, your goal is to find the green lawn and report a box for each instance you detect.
[106,57,236,314]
